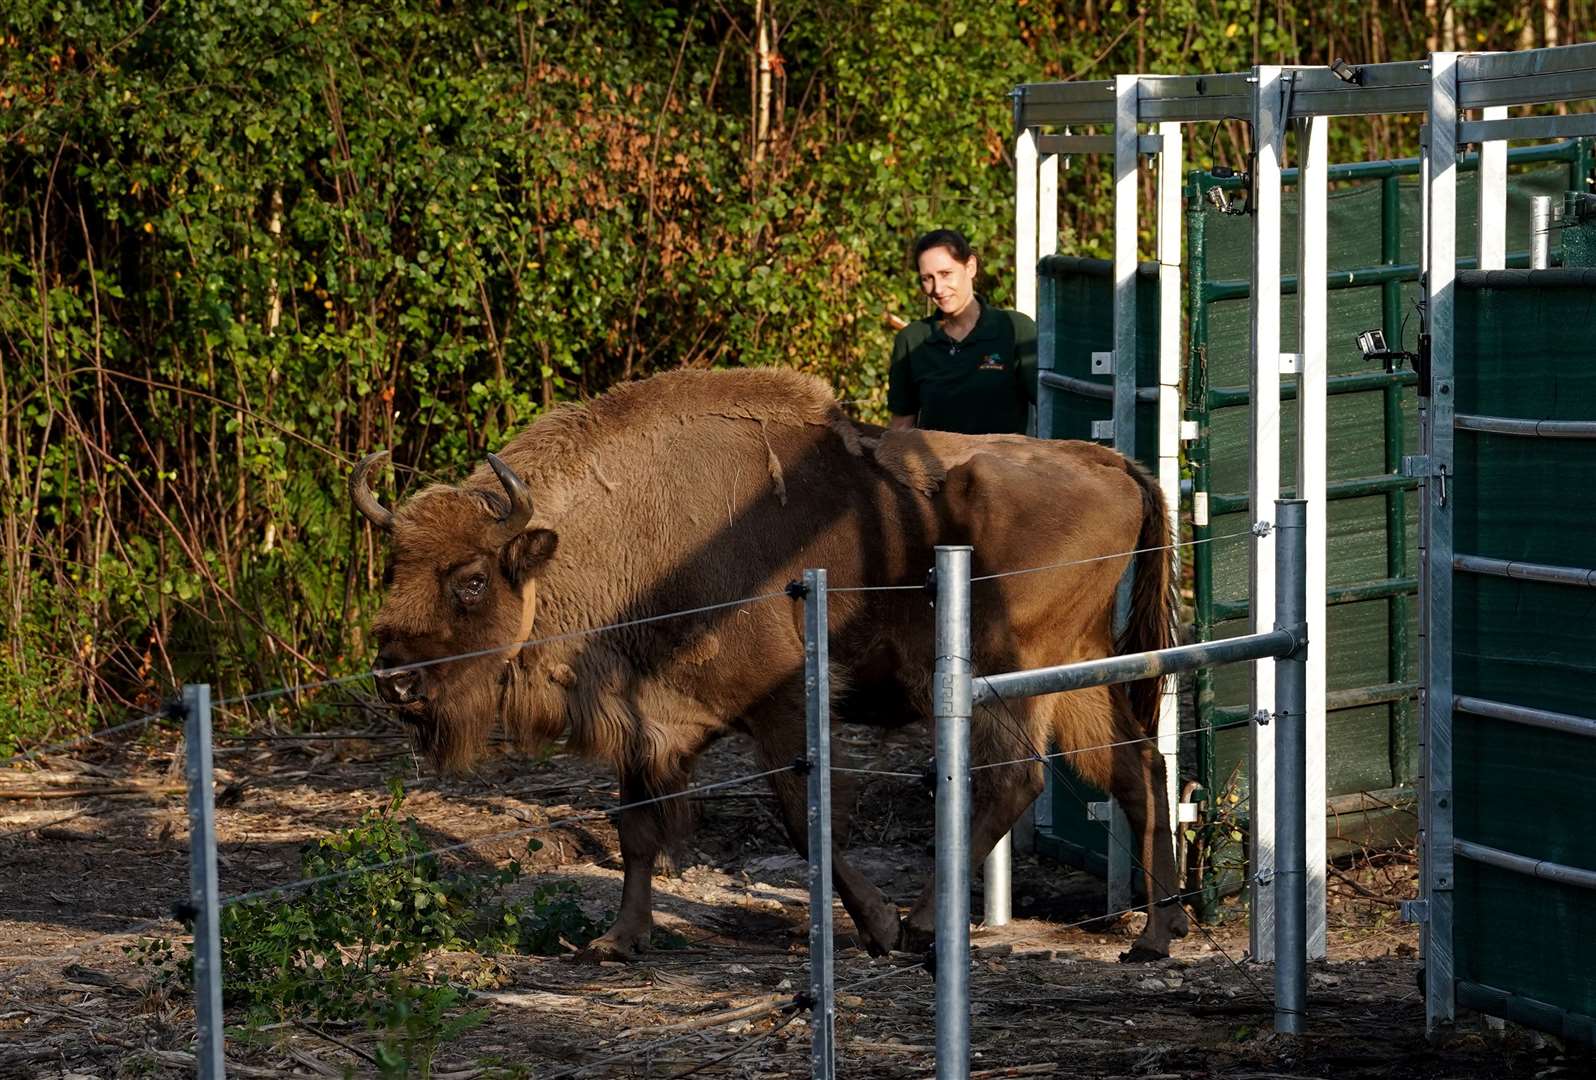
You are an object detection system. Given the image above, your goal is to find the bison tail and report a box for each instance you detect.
[1118,459,1178,736]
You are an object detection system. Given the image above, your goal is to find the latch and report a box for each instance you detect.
[1402,455,1450,507]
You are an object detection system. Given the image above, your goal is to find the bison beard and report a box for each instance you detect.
[354,366,1188,963]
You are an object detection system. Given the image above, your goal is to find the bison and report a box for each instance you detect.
[351,366,1188,961]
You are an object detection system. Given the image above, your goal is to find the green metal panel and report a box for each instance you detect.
[1564,192,1596,267]
[1034,256,1159,874]
[1450,273,1596,1032]
[1032,143,1591,912]
[1036,255,1159,462]
[1179,146,1588,917]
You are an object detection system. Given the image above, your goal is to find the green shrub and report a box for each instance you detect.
[135,782,599,1071]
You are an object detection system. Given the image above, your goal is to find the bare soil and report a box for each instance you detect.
[1,725,1587,1079]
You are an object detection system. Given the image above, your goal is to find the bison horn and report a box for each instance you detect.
[487,453,534,539]
[349,451,395,531]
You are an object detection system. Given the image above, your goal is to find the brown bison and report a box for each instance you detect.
[351,367,1187,961]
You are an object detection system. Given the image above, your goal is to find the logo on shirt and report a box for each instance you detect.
[977,353,1005,371]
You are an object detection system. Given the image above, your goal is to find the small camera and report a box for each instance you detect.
[1205,184,1248,216]
[1356,329,1387,359]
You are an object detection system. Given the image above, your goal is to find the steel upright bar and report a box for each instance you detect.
[1294,112,1329,962]
[1112,74,1140,457]
[1155,120,1185,846]
[183,683,225,1080]
[1422,51,1460,1033]
[983,834,1011,928]
[1273,501,1309,1035]
[991,131,1045,911]
[802,569,836,1080]
[1016,127,1040,320]
[933,546,974,1080]
[1248,64,1285,962]
[1531,195,1553,268]
[1478,106,1508,271]
[1106,72,1141,916]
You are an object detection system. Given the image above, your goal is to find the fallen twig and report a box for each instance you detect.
[621,993,795,1037]
[1327,865,1404,907]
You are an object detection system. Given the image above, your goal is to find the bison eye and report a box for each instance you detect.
[456,573,488,606]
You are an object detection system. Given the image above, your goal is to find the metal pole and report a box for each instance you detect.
[183,683,225,1079]
[1248,65,1285,962]
[802,569,835,1080]
[982,835,1010,927]
[1422,51,1460,1033]
[1531,195,1552,269]
[1273,500,1308,1035]
[1294,115,1329,963]
[933,546,973,1080]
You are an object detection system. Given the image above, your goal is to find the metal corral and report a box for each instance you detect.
[1010,41,1596,1040]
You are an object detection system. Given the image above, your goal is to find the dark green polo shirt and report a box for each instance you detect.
[887,300,1038,435]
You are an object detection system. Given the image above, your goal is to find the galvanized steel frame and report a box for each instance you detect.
[1423,41,1596,1038]
[1016,40,1596,1033]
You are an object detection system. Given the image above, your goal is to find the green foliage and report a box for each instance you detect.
[2,0,1584,746]
[131,782,598,1072]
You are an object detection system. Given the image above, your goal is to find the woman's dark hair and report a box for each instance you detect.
[911,228,975,267]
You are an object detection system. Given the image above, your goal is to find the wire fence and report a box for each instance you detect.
[2,522,1261,770]
[4,518,1342,1073]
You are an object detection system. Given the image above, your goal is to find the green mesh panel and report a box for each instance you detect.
[1195,165,1574,805]
[1038,256,1159,465]
[1450,273,1596,1022]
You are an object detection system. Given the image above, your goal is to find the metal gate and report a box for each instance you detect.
[1419,48,1596,1041]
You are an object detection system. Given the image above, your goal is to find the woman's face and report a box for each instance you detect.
[917,246,978,317]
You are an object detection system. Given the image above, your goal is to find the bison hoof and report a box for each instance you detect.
[1118,943,1168,964]
[897,922,934,956]
[573,935,645,964]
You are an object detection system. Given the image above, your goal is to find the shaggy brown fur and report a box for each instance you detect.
[359,367,1186,961]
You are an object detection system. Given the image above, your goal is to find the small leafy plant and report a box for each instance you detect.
[136,781,599,1072]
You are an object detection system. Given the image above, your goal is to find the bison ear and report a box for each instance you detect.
[500,528,558,586]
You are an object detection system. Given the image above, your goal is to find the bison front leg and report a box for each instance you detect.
[900,760,1044,952]
[576,772,668,963]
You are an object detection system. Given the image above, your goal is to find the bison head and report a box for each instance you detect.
[351,451,558,768]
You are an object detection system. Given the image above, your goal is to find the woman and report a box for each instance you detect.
[887,229,1037,435]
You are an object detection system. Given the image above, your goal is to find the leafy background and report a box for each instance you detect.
[3,0,1591,750]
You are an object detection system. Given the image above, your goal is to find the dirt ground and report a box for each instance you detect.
[1,723,1587,1079]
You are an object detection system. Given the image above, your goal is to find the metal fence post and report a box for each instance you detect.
[1531,194,1553,268]
[802,569,835,1080]
[933,546,973,1080]
[183,683,225,1079]
[982,835,1011,928]
[1273,502,1308,1034]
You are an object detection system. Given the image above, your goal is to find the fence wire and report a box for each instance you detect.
[4,521,1266,766]
[217,765,799,909]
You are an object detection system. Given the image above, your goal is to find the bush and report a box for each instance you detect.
[135,781,599,1072]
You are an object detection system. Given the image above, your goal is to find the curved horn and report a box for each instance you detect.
[349,451,395,531]
[487,453,534,539]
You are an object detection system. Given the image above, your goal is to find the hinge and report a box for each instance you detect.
[1087,800,1113,823]
[1179,420,1200,442]
[1279,352,1300,375]
[1400,899,1429,924]
[1401,454,1430,478]
[1091,351,1114,375]
[1090,420,1115,441]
